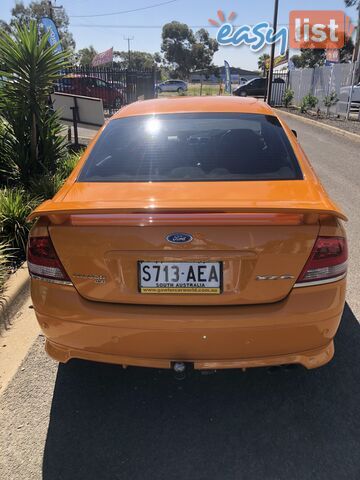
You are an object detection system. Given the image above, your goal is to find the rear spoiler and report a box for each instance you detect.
[28,201,347,224]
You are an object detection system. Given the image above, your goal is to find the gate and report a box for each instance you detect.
[55,65,156,115]
[265,71,289,106]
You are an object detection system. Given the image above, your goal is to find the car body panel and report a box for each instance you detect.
[47,222,319,305]
[32,277,345,369]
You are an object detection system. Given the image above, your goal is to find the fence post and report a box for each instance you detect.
[346,61,358,121]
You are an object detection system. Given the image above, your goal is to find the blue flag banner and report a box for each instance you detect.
[41,17,62,54]
[224,60,232,94]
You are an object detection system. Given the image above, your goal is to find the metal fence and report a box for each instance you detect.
[289,63,358,117]
[267,71,289,106]
[55,66,156,115]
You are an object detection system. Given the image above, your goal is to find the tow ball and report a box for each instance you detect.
[172,362,187,380]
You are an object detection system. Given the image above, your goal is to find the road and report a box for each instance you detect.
[1,115,359,480]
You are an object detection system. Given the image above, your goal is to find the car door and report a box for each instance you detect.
[253,78,267,96]
[162,81,171,92]
[245,79,260,96]
[95,79,111,107]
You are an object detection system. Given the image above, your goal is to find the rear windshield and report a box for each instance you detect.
[78,113,303,183]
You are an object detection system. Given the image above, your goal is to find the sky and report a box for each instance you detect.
[1,0,358,70]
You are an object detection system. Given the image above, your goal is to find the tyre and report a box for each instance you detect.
[240,91,247,97]
[113,96,122,109]
[177,87,185,93]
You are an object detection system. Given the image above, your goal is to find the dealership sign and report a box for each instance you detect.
[209,10,355,55]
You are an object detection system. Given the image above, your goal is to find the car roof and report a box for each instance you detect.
[112,96,274,119]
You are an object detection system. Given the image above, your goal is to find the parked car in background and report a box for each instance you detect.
[157,80,188,93]
[28,96,347,372]
[233,77,285,97]
[56,75,124,109]
[339,82,360,110]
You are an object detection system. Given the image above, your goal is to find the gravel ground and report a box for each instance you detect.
[279,107,360,135]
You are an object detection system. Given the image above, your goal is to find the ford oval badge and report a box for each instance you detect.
[166,233,193,244]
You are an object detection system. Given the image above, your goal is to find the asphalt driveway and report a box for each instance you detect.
[1,115,359,480]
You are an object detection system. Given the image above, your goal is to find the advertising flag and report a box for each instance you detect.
[92,48,114,67]
[41,17,62,54]
[224,60,232,94]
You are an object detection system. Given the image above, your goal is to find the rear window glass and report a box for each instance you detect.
[78,113,303,183]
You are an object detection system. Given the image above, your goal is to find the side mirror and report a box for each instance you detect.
[291,129,297,138]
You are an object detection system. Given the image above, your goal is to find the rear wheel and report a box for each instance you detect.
[113,96,122,109]
[177,87,185,93]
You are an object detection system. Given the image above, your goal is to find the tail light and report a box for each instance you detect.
[27,236,72,285]
[295,236,347,287]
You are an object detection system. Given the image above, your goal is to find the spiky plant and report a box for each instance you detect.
[0,242,11,292]
[0,21,70,186]
[0,188,39,257]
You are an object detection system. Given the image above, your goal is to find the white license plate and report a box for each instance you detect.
[138,261,222,294]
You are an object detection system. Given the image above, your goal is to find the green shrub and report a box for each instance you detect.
[0,242,11,292]
[29,172,64,200]
[323,91,339,117]
[283,88,294,108]
[28,152,81,200]
[300,93,318,113]
[56,152,81,180]
[0,188,39,257]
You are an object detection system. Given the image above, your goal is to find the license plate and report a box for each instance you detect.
[138,261,222,294]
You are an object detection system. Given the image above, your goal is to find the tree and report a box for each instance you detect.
[1,1,75,50]
[258,53,270,70]
[290,36,354,68]
[161,21,218,78]
[77,46,98,66]
[344,0,360,64]
[113,50,157,70]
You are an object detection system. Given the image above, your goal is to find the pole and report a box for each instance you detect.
[124,36,134,69]
[266,0,279,105]
[48,0,53,19]
[352,5,360,68]
[48,1,63,23]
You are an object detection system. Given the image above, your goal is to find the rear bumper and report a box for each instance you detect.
[31,278,346,370]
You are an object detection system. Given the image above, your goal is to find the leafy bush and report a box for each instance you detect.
[29,152,81,200]
[323,91,339,117]
[56,152,81,180]
[0,21,70,187]
[0,188,39,258]
[300,93,318,113]
[283,88,294,108]
[29,172,64,200]
[0,242,11,292]
[0,117,17,186]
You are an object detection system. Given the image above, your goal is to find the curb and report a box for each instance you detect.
[274,109,360,143]
[0,263,30,329]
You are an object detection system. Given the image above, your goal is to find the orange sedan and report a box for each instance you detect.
[27,97,347,371]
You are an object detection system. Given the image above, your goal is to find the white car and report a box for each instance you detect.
[340,83,360,109]
[156,80,188,93]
